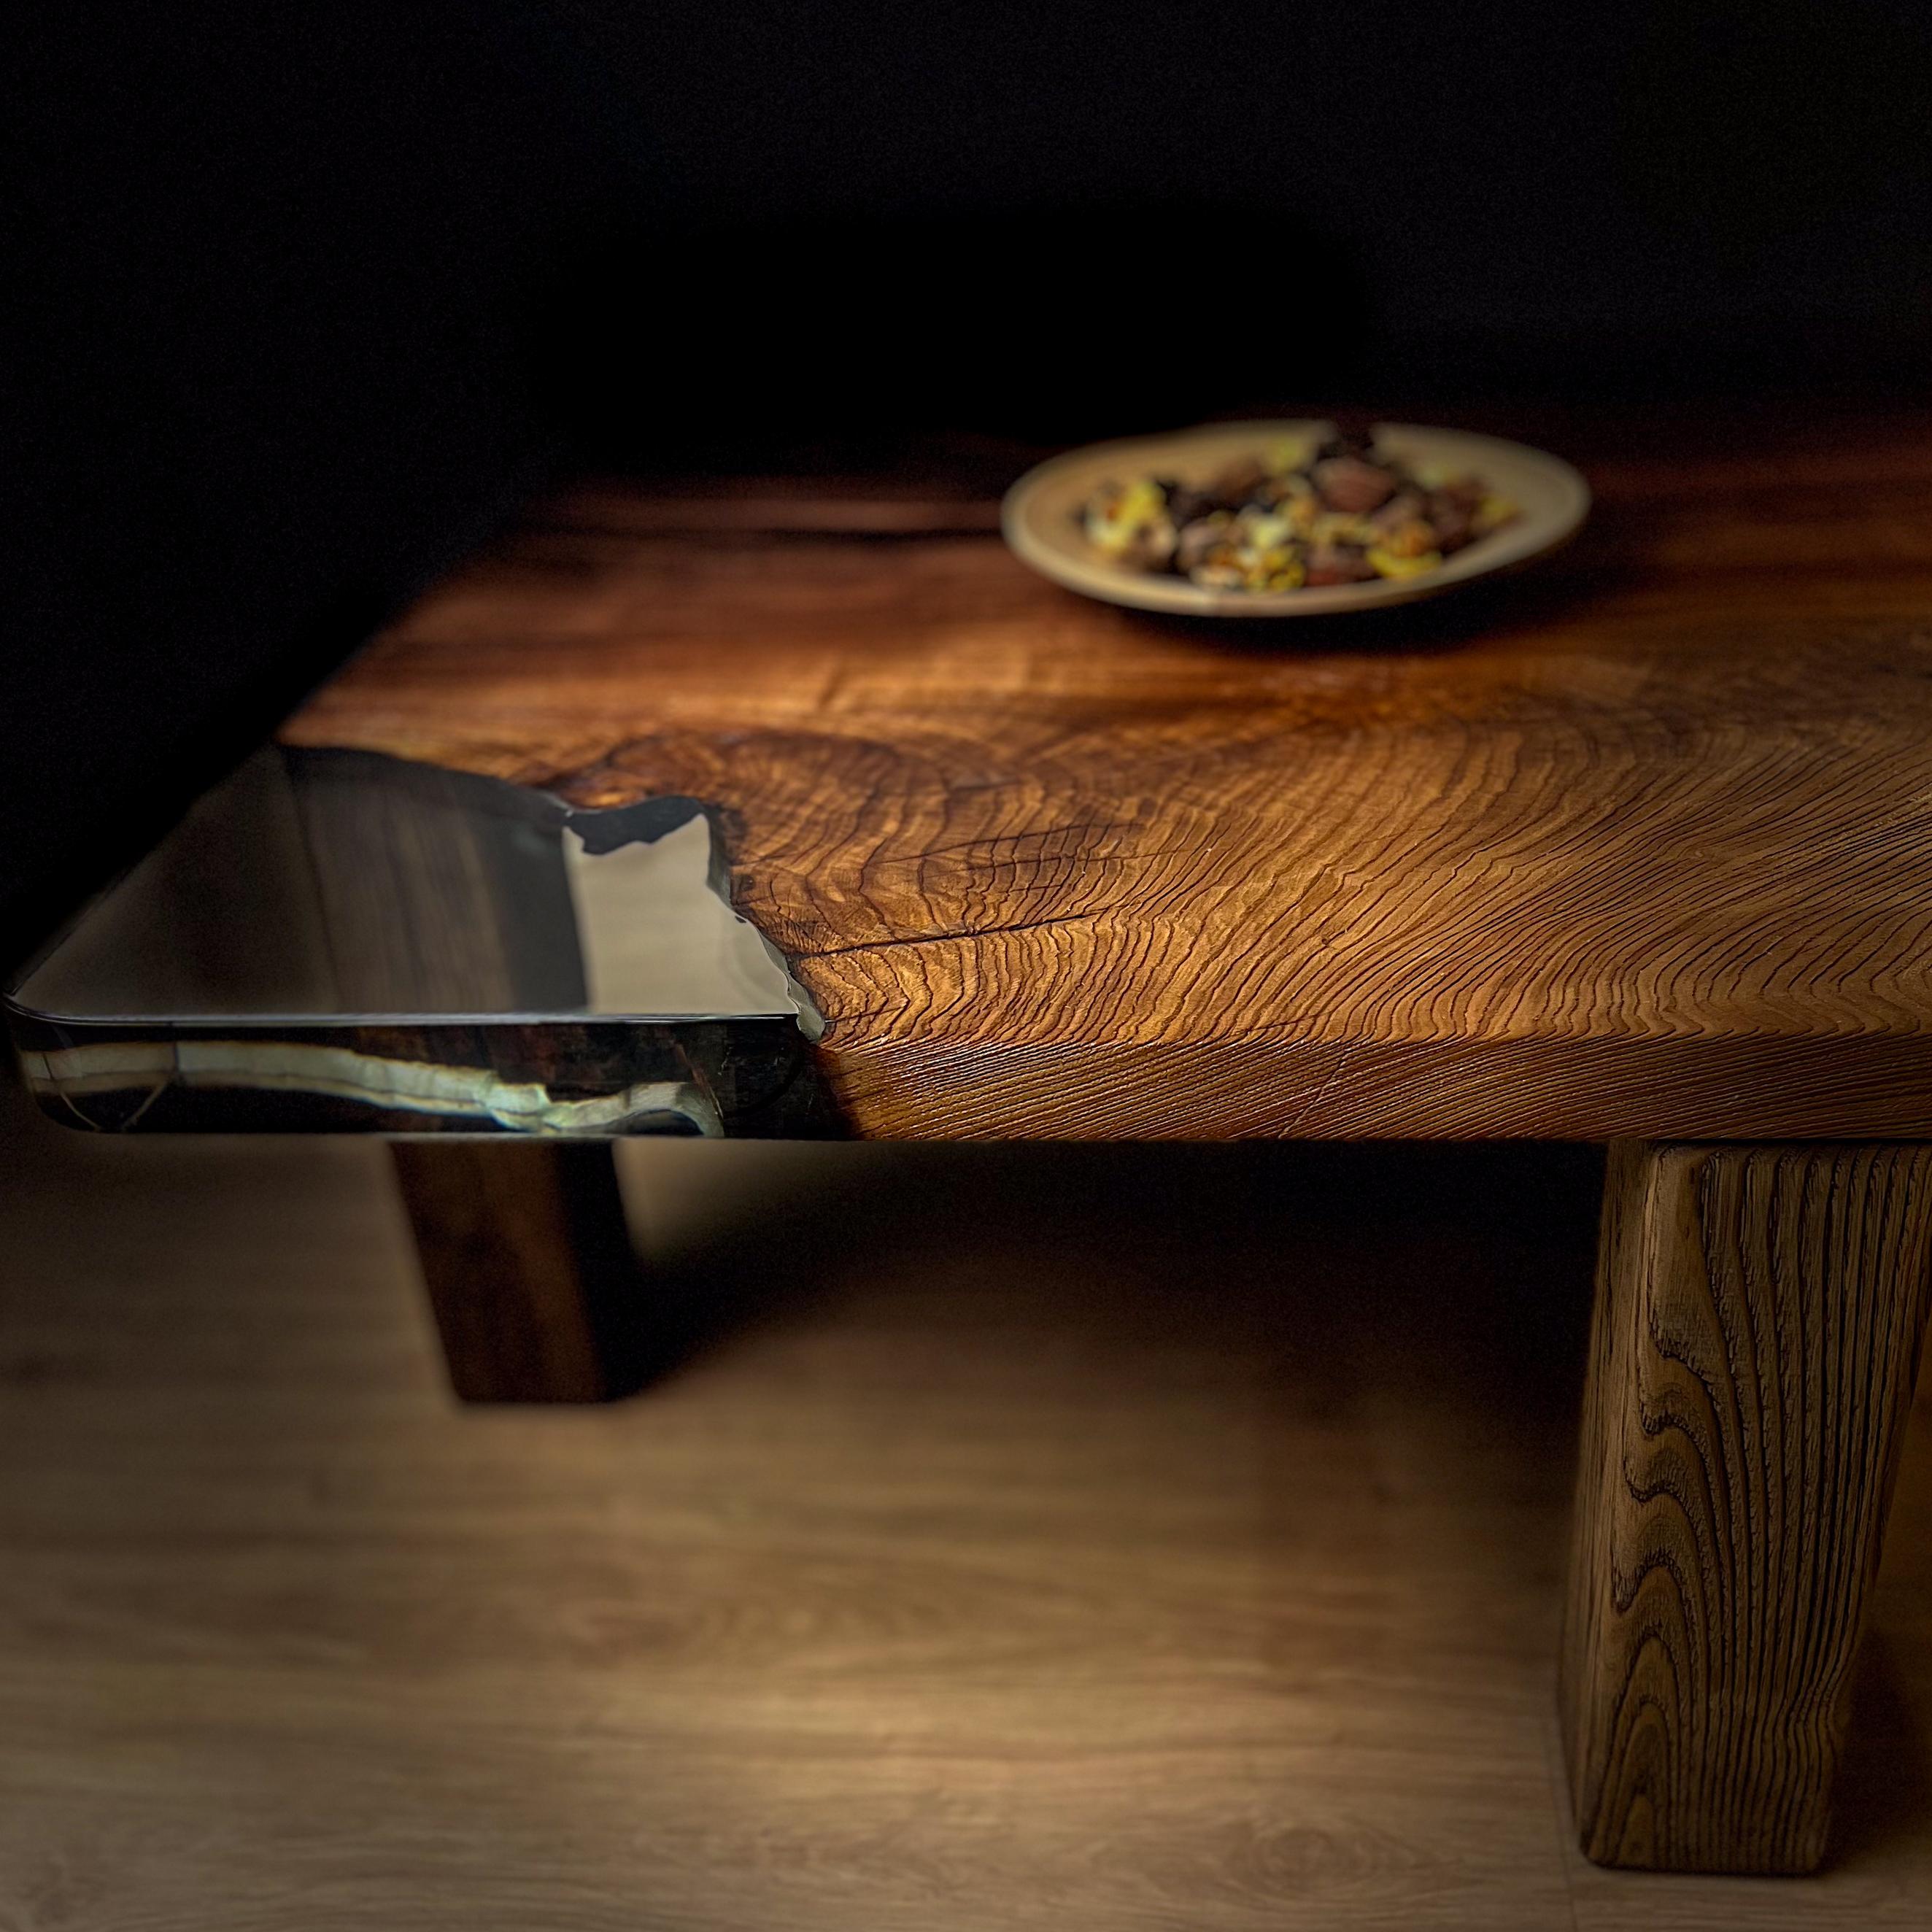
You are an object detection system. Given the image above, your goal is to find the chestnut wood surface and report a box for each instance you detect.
[285,406,1932,1140]
[1562,1141,1932,1873]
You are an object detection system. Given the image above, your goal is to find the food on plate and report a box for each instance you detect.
[1078,429,1517,592]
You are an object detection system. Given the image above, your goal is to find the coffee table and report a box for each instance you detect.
[12,406,1932,1876]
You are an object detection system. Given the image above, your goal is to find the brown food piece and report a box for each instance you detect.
[1426,491,1476,552]
[1371,489,1426,533]
[1162,482,1212,525]
[1305,544,1377,586]
[1175,516,1234,574]
[1313,457,1398,515]
[1202,456,1270,508]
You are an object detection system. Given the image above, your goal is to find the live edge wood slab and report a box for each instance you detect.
[287,407,1932,1145]
[283,404,1932,1873]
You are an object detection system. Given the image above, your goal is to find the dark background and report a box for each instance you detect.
[4,1,1931,966]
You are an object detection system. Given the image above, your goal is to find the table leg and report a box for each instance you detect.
[389,1140,649,1403]
[1561,1140,1932,1872]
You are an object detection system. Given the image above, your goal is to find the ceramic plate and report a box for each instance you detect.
[1001,420,1590,617]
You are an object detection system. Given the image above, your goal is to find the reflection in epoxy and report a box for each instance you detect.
[563,814,811,1027]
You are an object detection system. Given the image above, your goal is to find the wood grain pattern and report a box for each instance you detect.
[287,746,588,1013]
[284,406,1932,1140]
[1562,1141,1932,1872]
[16,1083,1932,1926]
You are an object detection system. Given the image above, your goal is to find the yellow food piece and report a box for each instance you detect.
[1474,493,1517,534]
[1382,519,1437,560]
[1310,513,1378,547]
[1367,546,1443,580]
[1085,478,1171,557]
[1283,493,1318,536]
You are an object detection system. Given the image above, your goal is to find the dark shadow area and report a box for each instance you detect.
[8,1,1932,972]
[537,204,1368,466]
[1,4,584,975]
[636,1141,1606,1426]
[1831,1630,1932,1869]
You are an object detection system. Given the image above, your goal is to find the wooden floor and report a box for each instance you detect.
[4,1086,1932,1926]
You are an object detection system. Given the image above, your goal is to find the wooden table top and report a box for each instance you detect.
[285,406,1932,1140]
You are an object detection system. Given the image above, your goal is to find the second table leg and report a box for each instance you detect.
[1561,1140,1932,1871]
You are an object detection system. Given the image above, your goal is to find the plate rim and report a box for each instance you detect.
[1000,418,1591,618]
